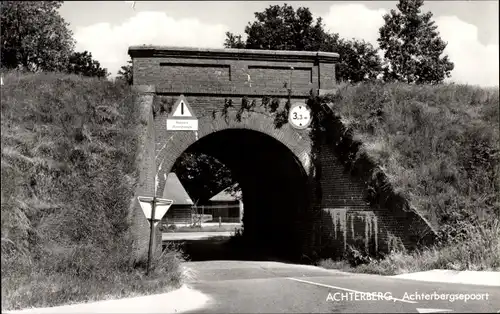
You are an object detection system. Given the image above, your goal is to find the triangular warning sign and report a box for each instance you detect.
[169,95,197,119]
[172,100,192,117]
[137,196,173,221]
[154,201,173,221]
[138,197,153,220]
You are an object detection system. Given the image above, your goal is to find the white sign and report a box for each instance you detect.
[166,119,198,131]
[289,103,312,129]
[167,95,198,131]
[138,196,173,227]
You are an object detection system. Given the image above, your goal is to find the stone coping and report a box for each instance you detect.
[129,46,339,62]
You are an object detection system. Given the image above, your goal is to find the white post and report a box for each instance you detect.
[201,205,204,227]
[239,200,244,223]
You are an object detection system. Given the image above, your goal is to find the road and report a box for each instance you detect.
[9,234,500,314]
[164,234,500,313]
[182,261,500,313]
[8,260,499,314]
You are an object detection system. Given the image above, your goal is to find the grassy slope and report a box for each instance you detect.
[319,82,500,274]
[1,71,183,311]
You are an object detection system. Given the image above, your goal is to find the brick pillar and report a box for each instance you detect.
[130,84,158,262]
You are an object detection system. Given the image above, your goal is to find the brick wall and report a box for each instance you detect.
[131,47,338,97]
[128,46,430,261]
[310,140,381,256]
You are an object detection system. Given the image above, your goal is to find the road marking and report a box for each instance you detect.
[416,308,453,313]
[286,277,417,304]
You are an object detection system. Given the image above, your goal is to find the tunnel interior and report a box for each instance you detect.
[172,128,312,261]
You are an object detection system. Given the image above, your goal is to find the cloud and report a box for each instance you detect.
[321,4,499,87]
[322,4,388,44]
[74,11,229,78]
[436,16,499,87]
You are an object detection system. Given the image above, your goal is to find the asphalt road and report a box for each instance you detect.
[182,261,500,313]
[10,235,499,314]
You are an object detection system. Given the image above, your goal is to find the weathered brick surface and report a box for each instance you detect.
[128,46,423,260]
[130,89,158,260]
[317,143,370,208]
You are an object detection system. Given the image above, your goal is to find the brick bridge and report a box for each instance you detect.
[128,46,435,262]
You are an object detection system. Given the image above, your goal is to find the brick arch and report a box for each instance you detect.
[154,109,313,198]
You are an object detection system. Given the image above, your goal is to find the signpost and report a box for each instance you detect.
[138,196,173,275]
[166,95,198,131]
[288,102,312,130]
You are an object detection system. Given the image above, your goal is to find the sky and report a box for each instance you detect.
[59,1,499,87]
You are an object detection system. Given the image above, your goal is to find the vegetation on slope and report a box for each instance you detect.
[1,71,184,311]
[319,82,500,273]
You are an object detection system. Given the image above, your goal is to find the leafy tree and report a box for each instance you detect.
[378,0,454,84]
[172,152,240,204]
[0,1,75,72]
[322,35,383,83]
[66,51,109,78]
[117,59,133,85]
[226,4,327,51]
[224,32,245,49]
[224,3,383,83]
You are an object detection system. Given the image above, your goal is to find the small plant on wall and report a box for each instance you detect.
[212,66,335,133]
[152,96,174,118]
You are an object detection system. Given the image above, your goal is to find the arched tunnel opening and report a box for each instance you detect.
[167,128,312,263]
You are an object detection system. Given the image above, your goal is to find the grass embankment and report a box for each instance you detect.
[1,71,184,311]
[318,82,499,275]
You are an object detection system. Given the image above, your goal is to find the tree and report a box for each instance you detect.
[117,59,133,85]
[322,35,383,83]
[66,51,108,78]
[224,32,245,49]
[1,1,75,72]
[172,152,240,204]
[378,0,454,84]
[224,4,383,83]
[226,4,327,51]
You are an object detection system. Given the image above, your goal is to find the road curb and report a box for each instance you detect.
[6,284,211,314]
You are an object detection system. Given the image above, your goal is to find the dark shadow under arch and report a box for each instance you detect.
[165,128,313,261]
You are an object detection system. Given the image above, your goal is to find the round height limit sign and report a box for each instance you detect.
[288,103,312,129]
